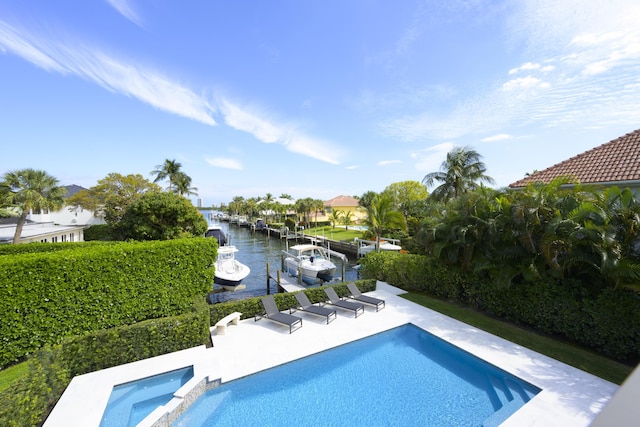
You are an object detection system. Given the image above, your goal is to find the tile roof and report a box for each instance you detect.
[509,129,640,188]
[324,195,360,207]
[63,184,87,198]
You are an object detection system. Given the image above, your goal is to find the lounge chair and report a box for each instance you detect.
[293,292,337,324]
[324,287,364,318]
[346,283,385,312]
[255,295,302,333]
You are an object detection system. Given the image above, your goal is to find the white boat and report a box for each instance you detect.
[356,238,402,258]
[282,244,337,285]
[214,245,250,291]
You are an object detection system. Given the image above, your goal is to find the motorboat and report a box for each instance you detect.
[205,225,227,246]
[356,238,402,258]
[206,224,250,291]
[282,244,337,284]
[214,245,250,291]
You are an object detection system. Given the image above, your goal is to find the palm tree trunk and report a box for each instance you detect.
[12,210,29,244]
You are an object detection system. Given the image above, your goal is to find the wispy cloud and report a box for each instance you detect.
[410,142,454,173]
[501,76,550,92]
[508,62,555,74]
[0,19,348,165]
[482,134,512,142]
[0,20,216,126]
[378,160,401,166]
[218,97,346,164]
[105,0,143,27]
[205,157,243,170]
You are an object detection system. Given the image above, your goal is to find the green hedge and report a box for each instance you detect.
[0,299,211,427]
[209,279,377,324]
[0,238,216,368]
[359,252,640,363]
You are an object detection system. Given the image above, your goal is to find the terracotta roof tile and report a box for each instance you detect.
[509,129,640,188]
[324,195,360,207]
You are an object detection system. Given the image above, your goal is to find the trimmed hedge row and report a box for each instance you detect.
[0,300,211,427]
[0,239,216,368]
[359,252,640,363]
[209,279,377,324]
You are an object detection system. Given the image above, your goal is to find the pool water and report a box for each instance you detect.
[99,366,193,427]
[173,325,539,427]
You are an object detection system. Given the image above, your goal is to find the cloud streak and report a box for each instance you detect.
[218,97,346,164]
[0,20,217,126]
[105,0,143,27]
[205,157,243,170]
[0,19,346,165]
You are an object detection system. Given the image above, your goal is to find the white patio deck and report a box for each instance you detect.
[45,282,619,427]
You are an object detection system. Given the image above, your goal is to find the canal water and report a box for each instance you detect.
[207,221,361,304]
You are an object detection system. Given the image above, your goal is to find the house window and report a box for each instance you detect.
[61,235,66,242]
[70,233,74,242]
[52,236,58,243]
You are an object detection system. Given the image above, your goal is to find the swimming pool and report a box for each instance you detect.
[173,324,539,426]
[99,366,194,427]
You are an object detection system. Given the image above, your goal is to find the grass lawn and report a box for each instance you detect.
[402,291,634,385]
[0,361,29,393]
[301,225,365,242]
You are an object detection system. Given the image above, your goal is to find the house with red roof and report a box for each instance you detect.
[509,129,640,192]
[323,195,366,223]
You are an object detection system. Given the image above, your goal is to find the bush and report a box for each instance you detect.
[359,251,640,363]
[0,298,210,427]
[0,347,70,427]
[0,238,216,368]
[83,224,114,241]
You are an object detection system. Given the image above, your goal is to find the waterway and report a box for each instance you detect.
[206,221,361,304]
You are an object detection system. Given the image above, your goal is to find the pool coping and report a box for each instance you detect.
[44,281,618,427]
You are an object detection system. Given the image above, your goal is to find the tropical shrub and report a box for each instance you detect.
[118,191,208,240]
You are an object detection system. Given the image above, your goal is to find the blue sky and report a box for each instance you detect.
[1,0,639,207]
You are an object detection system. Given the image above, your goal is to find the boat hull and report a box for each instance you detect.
[284,258,336,284]
[214,275,247,291]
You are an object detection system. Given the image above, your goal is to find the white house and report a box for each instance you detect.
[1,185,103,244]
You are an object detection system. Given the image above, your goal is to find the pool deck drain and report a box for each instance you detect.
[45,282,618,427]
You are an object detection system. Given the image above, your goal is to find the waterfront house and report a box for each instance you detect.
[1,185,103,244]
[509,129,640,193]
[323,195,366,224]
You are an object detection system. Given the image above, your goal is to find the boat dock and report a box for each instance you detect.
[266,261,347,293]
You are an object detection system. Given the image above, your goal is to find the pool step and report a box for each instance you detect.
[483,376,531,427]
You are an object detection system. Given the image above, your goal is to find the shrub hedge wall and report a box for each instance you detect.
[0,299,211,427]
[0,238,216,368]
[359,252,640,363]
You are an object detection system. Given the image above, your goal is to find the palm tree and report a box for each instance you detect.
[0,169,66,243]
[174,173,198,197]
[341,210,355,231]
[311,199,325,229]
[363,193,406,251]
[151,159,185,193]
[329,209,343,229]
[422,146,495,203]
